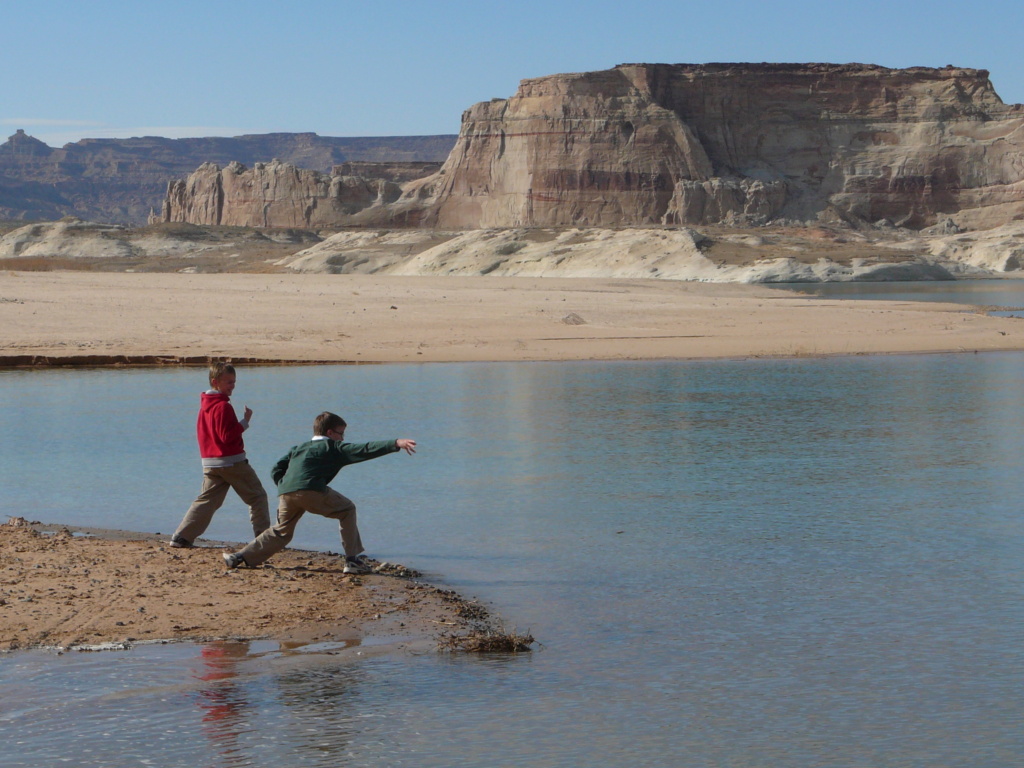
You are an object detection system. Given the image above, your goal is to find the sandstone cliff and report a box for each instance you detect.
[332,161,443,183]
[0,131,456,225]
[160,161,410,228]
[405,63,1024,230]
[154,63,1024,233]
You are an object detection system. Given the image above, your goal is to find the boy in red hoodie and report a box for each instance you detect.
[169,363,270,548]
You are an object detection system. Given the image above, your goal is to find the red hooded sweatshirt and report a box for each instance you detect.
[196,392,246,460]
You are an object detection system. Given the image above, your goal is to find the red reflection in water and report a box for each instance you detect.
[193,641,251,763]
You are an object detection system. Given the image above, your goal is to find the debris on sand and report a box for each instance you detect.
[432,588,534,653]
[372,561,421,578]
[438,625,535,653]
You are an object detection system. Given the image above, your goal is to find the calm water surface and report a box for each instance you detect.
[772,277,1024,307]
[2,358,1024,767]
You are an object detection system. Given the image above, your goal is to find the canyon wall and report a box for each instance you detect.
[156,63,1024,232]
[0,131,455,225]
[161,161,407,229]
[411,63,1024,230]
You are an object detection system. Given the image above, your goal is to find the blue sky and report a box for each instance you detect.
[4,0,1022,147]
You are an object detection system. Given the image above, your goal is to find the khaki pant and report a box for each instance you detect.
[239,488,363,566]
[175,461,270,542]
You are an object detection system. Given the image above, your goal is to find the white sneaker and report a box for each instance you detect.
[222,552,247,569]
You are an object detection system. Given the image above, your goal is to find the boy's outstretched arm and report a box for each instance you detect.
[336,439,416,464]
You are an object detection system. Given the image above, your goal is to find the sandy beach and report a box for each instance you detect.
[2,271,1024,365]
[4,270,1024,652]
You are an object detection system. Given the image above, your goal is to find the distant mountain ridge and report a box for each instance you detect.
[0,130,457,225]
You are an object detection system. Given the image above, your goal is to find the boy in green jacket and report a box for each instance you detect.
[223,411,416,574]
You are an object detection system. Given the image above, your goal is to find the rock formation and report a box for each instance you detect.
[0,217,323,262]
[160,161,407,228]
[276,224,1002,282]
[157,63,1024,232]
[0,132,456,225]
[332,161,443,183]
[9,215,1024,283]
[402,63,1024,230]
[0,217,133,259]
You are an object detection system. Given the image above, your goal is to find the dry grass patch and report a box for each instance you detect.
[432,587,535,653]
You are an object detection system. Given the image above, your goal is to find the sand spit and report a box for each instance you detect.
[0,519,494,654]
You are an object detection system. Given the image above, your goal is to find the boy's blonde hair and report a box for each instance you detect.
[208,362,236,386]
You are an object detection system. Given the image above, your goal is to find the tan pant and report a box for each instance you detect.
[175,461,270,542]
[238,488,363,566]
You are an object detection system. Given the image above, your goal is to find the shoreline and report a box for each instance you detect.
[0,519,488,654]
[6,345,1024,371]
[3,272,1024,364]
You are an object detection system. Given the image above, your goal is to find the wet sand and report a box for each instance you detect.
[0,519,483,652]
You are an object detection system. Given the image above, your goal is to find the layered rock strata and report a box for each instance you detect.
[156,63,1024,232]
[409,63,1024,230]
[332,161,443,183]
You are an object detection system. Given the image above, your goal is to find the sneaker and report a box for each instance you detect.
[222,552,247,569]
[169,536,193,549]
[343,556,371,574]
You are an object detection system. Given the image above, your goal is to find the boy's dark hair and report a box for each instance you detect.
[208,362,236,385]
[313,412,347,437]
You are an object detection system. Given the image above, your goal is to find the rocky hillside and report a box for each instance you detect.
[159,160,442,228]
[0,131,456,225]
[8,216,1024,283]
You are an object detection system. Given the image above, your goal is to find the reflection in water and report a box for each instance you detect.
[186,640,376,765]
[193,642,252,766]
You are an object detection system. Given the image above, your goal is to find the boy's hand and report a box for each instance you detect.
[396,439,416,455]
[244,405,253,422]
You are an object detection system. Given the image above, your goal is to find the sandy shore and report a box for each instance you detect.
[0,519,482,653]
[3,271,1024,365]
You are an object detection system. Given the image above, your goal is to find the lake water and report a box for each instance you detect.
[772,278,1024,308]
[3,358,1024,767]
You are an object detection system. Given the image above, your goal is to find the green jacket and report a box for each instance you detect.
[271,437,399,495]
